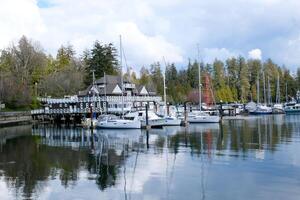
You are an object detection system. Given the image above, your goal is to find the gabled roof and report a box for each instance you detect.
[79,74,158,97]
[95,75,130,85]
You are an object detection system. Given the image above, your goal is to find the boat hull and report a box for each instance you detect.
[97,120,141,129]
[249,111,273,115]
[188,115,220,123]
[141,119,166,128]
[162,118,181,126]
[284,109,300,114]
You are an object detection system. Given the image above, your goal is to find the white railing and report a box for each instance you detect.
[38,95,162,104]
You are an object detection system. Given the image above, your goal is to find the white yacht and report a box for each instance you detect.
[96,114,141,129]
[187,110,220,123]
[125,110,166,128]
[272,103,284,114]
[162,115,182,126]
[249,104,273,115]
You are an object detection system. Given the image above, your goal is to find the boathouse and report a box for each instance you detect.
[35,75,162,116]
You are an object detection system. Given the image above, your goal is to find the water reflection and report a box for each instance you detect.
[0,115,300,200]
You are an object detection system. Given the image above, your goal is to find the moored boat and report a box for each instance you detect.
[96,114,141,129]
[284,103,300,114]
[187,110,220,123]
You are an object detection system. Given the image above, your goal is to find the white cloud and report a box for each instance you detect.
[248,49,262,60]
[0,0,45,48]
[1,0,300,70]
[203,48,237,63]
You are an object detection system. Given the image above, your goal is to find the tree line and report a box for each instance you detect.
[0,36,119,109]
[129,58,300,104]
[0,36,299,109]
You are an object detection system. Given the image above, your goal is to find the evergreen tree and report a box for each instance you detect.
[84,41,119,85]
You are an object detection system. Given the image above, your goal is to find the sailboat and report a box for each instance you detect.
[272,75,284,114]
[187,49,220,123]
[97,35,141,129]
[160,59,181,126]
[249,72,272,115]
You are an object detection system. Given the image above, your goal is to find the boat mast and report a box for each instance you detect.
[267,76,271,105]
[163,57,167,116]
[285,82,288,102]
[120,35,124,118]
[92,69,96,119]
[104,72,107,114]
[276,75,280,104]
[263,71,266,105]
[257,74,260,104]
[197,44,202,111]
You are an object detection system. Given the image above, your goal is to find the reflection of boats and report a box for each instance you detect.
[82,117,97,128]
[96,114,141,129]
[188,122,220,132]
[96,128,142,139]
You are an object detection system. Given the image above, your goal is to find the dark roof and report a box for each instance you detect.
[95,75,130,85]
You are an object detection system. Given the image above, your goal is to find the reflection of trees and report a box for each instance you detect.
[0,125,140,199]
[87,149,120,191]
[166,115,299,158]
[0,134,88,198]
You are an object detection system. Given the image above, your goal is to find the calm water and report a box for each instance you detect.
[1,115,300,200]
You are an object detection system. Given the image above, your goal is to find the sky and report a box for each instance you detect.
[1,0,300,72]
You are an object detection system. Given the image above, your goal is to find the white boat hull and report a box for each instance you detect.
[97,120,141,129]
[141,118,166,128]
[188,115,220,123]
[162,117,181,126]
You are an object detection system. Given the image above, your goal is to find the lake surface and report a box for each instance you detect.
[1,114,300,200]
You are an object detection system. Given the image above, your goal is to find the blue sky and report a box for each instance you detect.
[1,0,300,72]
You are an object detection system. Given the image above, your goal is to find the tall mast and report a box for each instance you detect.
[91,69,96,118]
[263,71,266,105]
[257,74,260,104]
[276,75,280,104]
[267,76,271,105]
[163,58,167,116]
[120,35,124,118]
[104,72,107,114]
[197,44,202,111]
[285,82,288,102]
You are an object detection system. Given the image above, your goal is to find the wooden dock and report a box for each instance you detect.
[0,112,32,127]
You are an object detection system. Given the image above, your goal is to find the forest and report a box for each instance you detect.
[0,36,299,109]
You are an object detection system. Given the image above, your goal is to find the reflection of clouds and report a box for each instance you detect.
[116,150,185,195]
[0,179,11,200]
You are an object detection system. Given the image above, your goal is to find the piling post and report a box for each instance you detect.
[184,103,188,127]
[219,100,223,120]
[145,103,150,130]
